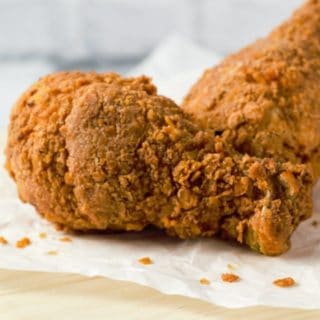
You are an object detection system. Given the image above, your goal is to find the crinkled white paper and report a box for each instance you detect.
[1,35,320,309]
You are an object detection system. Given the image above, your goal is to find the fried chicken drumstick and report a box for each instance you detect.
[183,0,320,178]
[6,72,312,255]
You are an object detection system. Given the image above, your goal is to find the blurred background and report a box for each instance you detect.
[0,0,303,128]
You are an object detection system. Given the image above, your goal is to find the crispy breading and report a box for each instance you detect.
[182,0,320,178]
[6,72,312,255]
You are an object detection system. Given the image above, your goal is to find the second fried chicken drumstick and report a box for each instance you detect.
[6,72,312,255]
[182,0,320,178]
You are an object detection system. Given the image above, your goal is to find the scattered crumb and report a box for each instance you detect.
[221,273,240,283]
[47,250,58,255]
[227,264,235,270]
[311,220,318,227]
[273,277,296,288]
[138,257,153,265]
[199,278,210,285]
[0,236,8,245]
[39,232,47,239]
[59,236,72,242]
[16,237,31,249]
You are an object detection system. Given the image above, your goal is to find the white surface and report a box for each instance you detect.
[1,37,320,309]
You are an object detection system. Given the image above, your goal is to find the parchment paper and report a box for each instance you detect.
[1,35,320,309]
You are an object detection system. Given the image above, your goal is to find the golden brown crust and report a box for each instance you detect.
[6,72,313,255]
[6,72,156,230]
[182,0,320,178]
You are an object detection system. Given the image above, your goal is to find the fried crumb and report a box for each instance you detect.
[0,236,8,245]
[16,237,31,249]
[47,250,58,255]
[138,257,153,265]
[59,236,72,242]
[199,278,211,285]
[311,220,318,227]
[221,273,240,283]
[39,232,47,239]
[273,277,296,287]
[227,264,235,270]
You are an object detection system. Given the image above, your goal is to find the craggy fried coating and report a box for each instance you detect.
[182,0,320,178]
[6,72,312,255]
[6,72,155,231]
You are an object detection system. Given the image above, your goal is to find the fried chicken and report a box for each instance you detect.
[6,72,312,255]
[182,0,320,179]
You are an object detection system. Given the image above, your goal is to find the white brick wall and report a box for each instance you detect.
[0,0,304,60]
